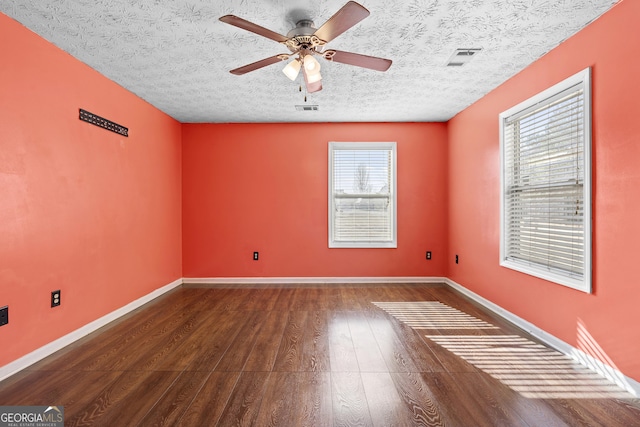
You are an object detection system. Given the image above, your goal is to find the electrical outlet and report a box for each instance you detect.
[426,251,432,260]
[253,251,259,261]
[51,290,61,307]
[0,306,8,326]
[455,254,459,264]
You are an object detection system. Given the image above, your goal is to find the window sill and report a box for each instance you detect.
[500,259,590,293]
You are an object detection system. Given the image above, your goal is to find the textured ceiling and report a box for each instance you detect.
[1,0,618,123]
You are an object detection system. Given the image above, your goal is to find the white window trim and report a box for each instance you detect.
[328,142,397,248]
[499,67,592,293]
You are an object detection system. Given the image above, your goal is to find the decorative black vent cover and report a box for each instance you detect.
[79,109,128,137]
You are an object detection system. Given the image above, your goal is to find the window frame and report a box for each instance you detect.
[499,67,592,293]
[328,142,397,249]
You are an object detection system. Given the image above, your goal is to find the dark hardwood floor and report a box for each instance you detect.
[1,283,639,426]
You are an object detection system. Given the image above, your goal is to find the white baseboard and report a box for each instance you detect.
[0,278,183,383]
[445,278,640,397]
[182,276,447,286]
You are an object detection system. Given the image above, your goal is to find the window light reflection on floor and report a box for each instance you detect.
[425,335,631,398]
[373,301,635,399]
[372,301,499,329]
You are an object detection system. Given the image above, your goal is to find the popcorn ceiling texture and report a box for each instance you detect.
[0,0,617,123]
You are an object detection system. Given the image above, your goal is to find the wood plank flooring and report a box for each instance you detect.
[1,283,639,426]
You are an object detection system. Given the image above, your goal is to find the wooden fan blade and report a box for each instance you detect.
[219,15,288,43]
[326,50,392,71]
[230,55,285,75]
[313,1,370,43]
[303,68,323,93]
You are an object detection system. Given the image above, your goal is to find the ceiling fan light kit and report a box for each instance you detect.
[304,55,321,73]
[219,1,392,94]
[306,69,322,84]
[282,59,301,81]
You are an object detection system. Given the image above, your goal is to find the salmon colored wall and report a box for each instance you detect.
[448,0,640,382]
[4,0,637,386]
[0,14,182,367]
[182,123,448,278]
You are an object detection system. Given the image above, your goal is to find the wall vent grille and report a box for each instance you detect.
[295,105,319,111]
[79,109,128,137]
[446,48,482,66]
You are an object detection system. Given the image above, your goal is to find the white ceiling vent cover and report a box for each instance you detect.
[447,48,482,66]
[295,105,319,111]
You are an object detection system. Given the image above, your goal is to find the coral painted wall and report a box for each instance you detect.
[3,0,638,387]
[182,123,448,278]
[448,0,640,382]
[0,14,182,367]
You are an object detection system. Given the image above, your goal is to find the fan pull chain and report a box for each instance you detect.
[298,83,308,103]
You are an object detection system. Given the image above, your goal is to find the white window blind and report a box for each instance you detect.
[500,68,591,292]
[329,142,397,248]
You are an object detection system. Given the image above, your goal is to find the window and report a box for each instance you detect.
[500,68,591,292]
[329,142,397,248]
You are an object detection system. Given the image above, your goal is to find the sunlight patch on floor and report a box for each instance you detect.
[373,301,635,399]
[425,334,632,399]
[372,301,499,329]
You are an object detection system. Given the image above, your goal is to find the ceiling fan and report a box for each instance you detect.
[219,1,392,93]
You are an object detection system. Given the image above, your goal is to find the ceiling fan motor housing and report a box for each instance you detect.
[285,20,326,53]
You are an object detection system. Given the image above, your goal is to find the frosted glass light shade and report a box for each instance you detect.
[306,70,322,83]
[282,59,301,81]
[304,55,321,73]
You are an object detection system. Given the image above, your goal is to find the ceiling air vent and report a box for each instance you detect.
[446,48,482,66]
[295,105,319,111]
